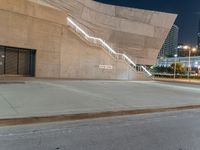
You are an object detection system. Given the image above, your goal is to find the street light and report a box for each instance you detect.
[183,45,197,79]
[183,45,190,50]
[173,54,178,79]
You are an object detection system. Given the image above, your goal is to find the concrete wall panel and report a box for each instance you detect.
[0,0,174,80]
[43,0,177,65]
[115,7,153,24]
[29,0,137,79]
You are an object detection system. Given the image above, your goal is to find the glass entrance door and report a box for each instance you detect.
[0,45,36,76]
[0,46,5,75]
[5,47,18,75]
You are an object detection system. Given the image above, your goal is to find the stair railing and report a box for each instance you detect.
[67,17,152,78]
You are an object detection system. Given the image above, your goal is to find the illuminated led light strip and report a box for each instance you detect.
[122,54,136,67]
[67,17,152,77]
[141,66,152,76]
[67,17,117,54]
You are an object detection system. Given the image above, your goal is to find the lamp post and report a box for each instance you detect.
[183,46,197,79]
[173,54,177,79]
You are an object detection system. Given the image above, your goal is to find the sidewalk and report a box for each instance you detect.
[154,77,200,84]
[0,79,199,125]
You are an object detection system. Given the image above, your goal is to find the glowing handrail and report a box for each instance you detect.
[67,17,152,77]
[141,66,152,76]
[67,18,118,55]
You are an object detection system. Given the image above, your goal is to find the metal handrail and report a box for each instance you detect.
[67,17,152,77]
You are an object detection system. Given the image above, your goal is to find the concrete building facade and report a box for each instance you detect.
[157,56,200,68]
[157,56,200,75]
[0,0,177,80]
[44,0,177,65]
[197,19,200,53]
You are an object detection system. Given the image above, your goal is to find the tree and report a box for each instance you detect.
[150,65,173,73]
[170,62,186,74]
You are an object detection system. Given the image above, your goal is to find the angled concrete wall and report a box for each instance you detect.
[60,26,145,80]
[0,0,66,78]
[43,0,177,65]
[0,0,148,80]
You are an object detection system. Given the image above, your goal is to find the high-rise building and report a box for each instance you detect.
[197,19,200,53]
[158,25,179,58]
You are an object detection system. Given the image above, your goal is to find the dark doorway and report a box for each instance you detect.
[0,45,36,76]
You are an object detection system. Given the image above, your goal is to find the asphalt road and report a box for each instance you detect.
[1,110,200,150]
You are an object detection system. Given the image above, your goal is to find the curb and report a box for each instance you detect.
[154,78,200,85]
[1,105,200,126]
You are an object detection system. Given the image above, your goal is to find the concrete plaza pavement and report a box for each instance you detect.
[0,79,199,119]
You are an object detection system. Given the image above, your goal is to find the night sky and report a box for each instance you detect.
[96,0,200,46]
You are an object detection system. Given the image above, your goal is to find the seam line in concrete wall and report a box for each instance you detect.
[0,7,66,27]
